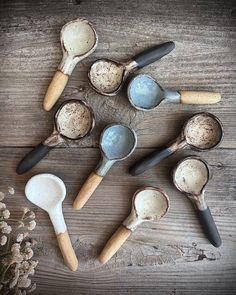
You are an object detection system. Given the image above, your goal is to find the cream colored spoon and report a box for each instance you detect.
[99,186,169,264]
[25,174,78,271]
[43,18,98,111]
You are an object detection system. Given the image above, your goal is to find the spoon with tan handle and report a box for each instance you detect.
[43,18,98,111]
[127,74,221,111]
[99,186,169,264]
[25,174,78,271]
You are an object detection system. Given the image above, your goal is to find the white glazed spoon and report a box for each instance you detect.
[99,186,169,264]
[43,18,98,111]
[25,174,78,271]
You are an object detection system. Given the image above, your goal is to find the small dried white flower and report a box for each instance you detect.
[17,276,31,288]
[27,211,36,219]
[24,248,34,260]
[0,235,7,246]
[16,233,24,243]
[28,220,36,231]
[28,282,37,293]
[8,187,15,195]
[18,221,25,228]
[0,202,6,210]
[11,243,21,253]
[23,232,29,239]
[2,209,10,219]
[1,224,12,234]
[23,207,30,214]
[0,192,5,201]
[11,253,24,264]
[0,221,7,228]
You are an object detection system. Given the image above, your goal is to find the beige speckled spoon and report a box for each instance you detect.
[99,186,169,264]
[43,18,98,111]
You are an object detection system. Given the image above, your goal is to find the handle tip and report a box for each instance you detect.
[43,100,52,112]
[72,199,84,210]
[98,254,108,265]
[212,238,222,248]
[16,165,25,175]
[69,260,79,272]
[129,165,142,176]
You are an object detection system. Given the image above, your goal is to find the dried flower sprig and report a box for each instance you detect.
[0,190,38,294]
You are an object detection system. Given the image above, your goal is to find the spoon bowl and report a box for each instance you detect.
[101,124,137,160]
[25,174,66,212]
[25,174,78,271]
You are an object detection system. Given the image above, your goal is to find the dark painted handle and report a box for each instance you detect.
[197,207,222,248]
[16,143,53,174]
[129,147,173,176]
[133,41,175,68]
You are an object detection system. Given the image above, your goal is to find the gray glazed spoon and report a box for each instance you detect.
[73,123,137,209]
[173,156,222,248]
[128,74,221,111]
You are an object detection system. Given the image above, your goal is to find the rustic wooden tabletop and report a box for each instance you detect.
[1,0,236,294]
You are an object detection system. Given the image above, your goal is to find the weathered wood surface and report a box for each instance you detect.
[0,0,236,294]
[0,148,236,294]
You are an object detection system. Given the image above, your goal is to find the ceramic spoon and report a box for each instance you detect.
[43,18,98,111]
[99,186,169,264]
[173,156,222,247]
[73,123,137,210]
[88,41,175,96]
[25,174,78,271]
[128,74,221,111]
[129,112,223,176]
[16,99,95,174]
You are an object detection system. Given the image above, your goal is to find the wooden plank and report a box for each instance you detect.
[1,147,235,294]
[0,0,236,148]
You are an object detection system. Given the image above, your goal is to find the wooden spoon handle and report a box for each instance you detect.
[43,70,69,111]
[73,172,103,210]
[99,225,132,264]
[56,230,78,271]
[180,91,221,104]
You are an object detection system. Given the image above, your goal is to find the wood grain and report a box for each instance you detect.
[0,0,236,294]
[0,147,235,294]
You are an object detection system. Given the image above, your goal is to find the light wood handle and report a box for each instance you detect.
[56,230,78,271]
[180,91,221,104]
[43,70,69,111]
[98,225,132,264]
[73,172,103,210]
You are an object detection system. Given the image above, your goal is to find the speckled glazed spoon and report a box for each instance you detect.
[173,156,222,247]
[17,99,95,174]
[25,174,78,271]
[99,186,169,264]
[43,18,98,111]
[129,112,223,176]
[128,74,221,111]
[73,123,137,210]
[88,41,175,96]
